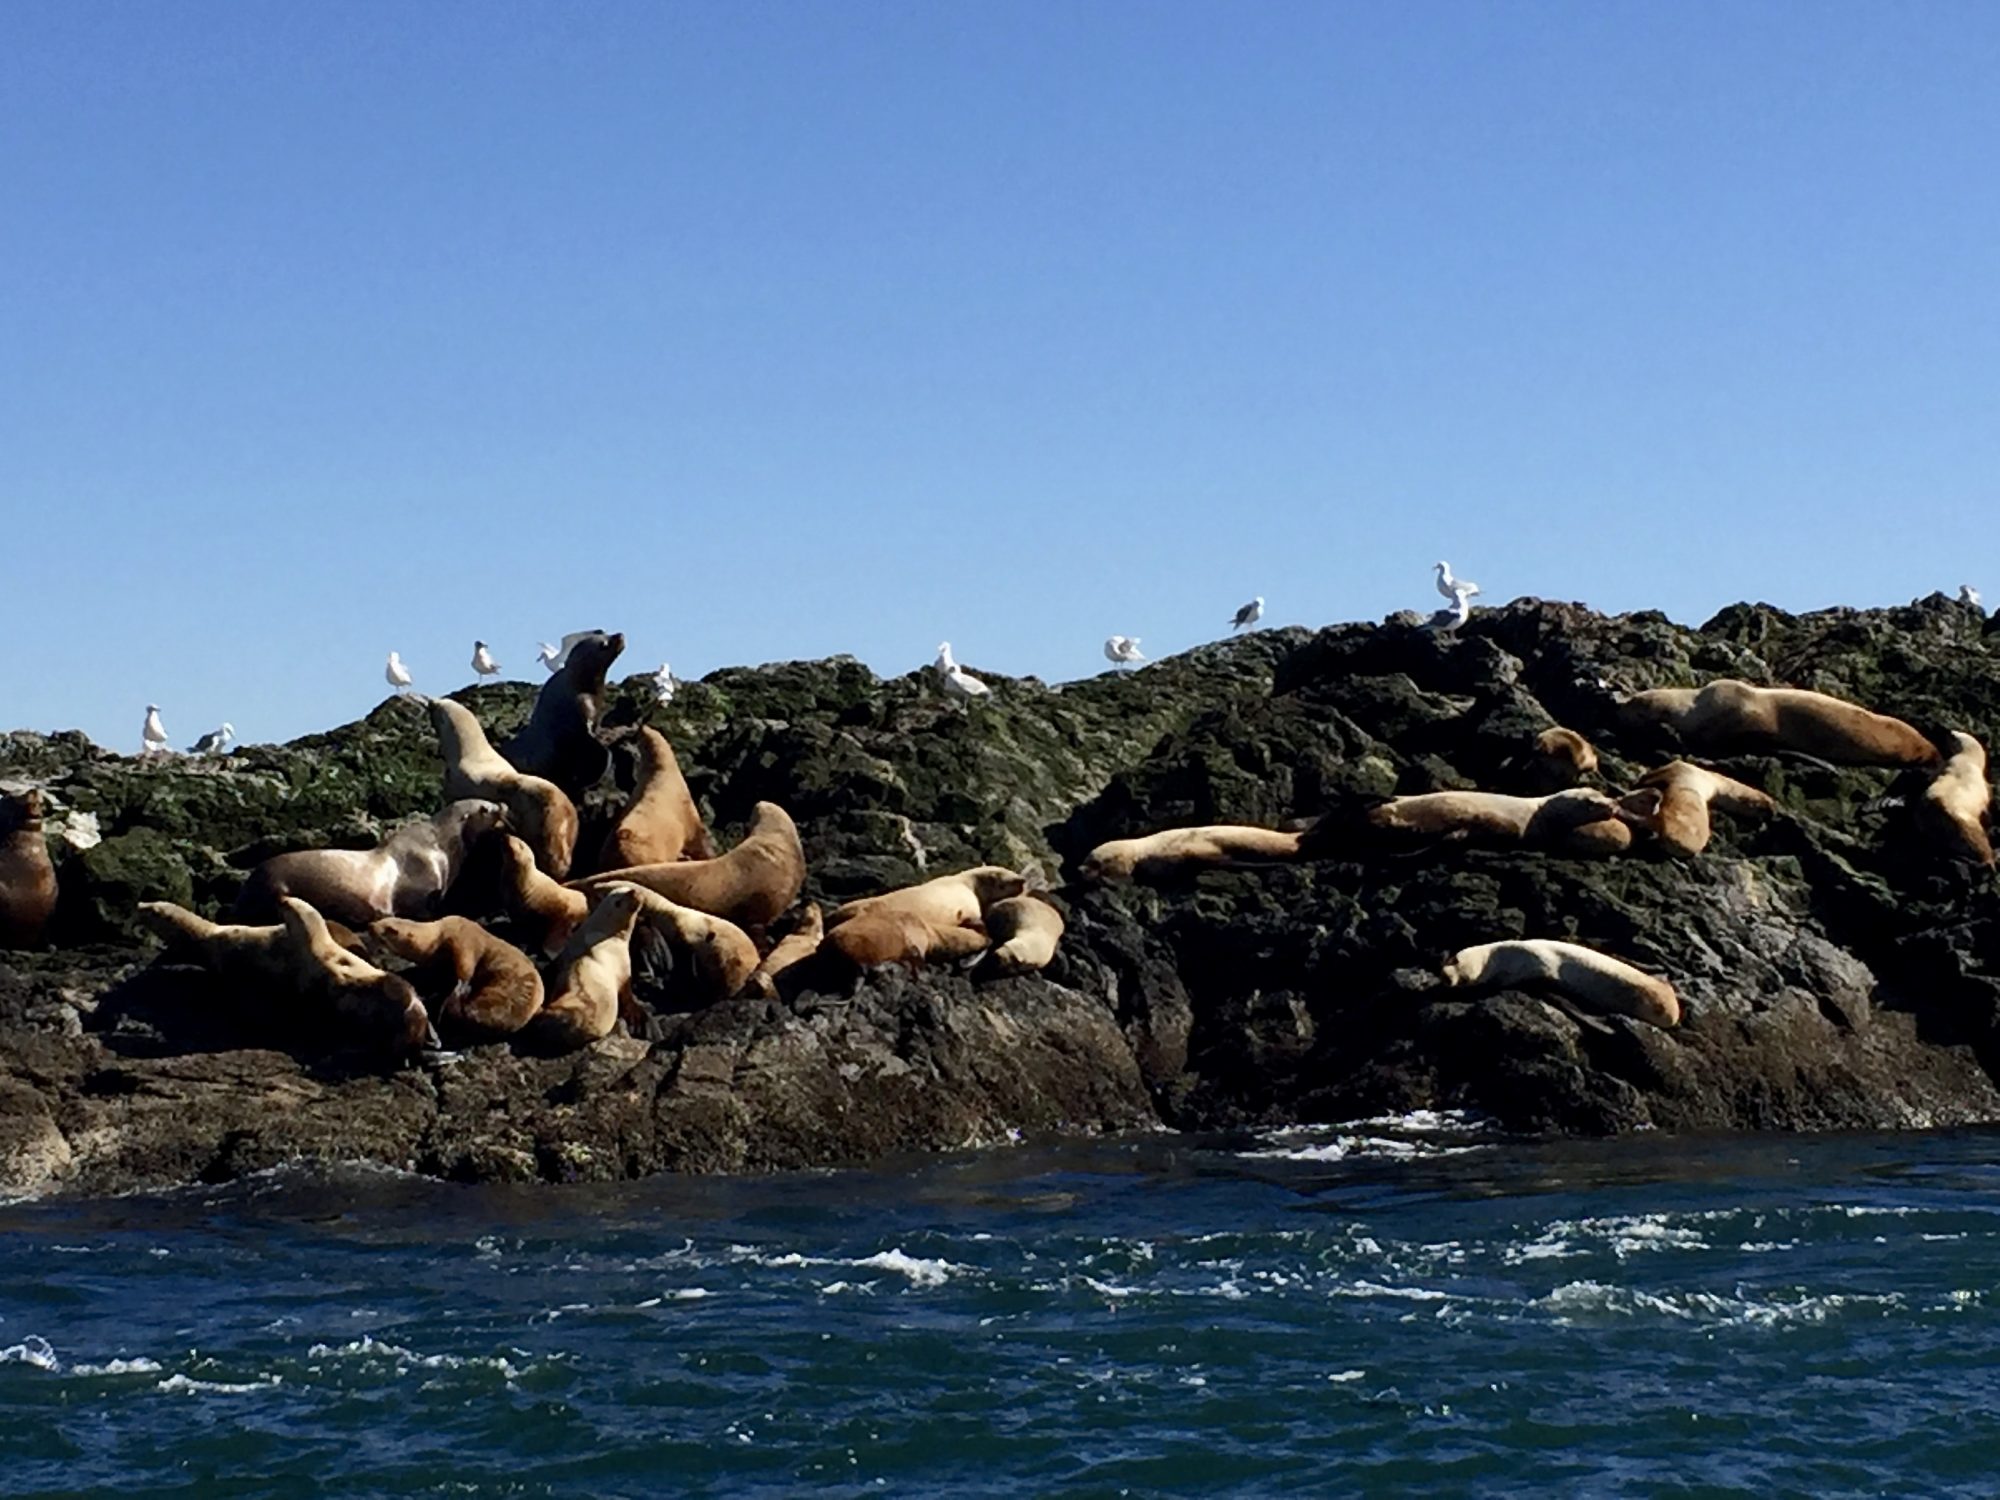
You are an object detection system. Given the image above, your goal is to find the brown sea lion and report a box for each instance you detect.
[1362,788,1633,857]
[624,886,760,1006]
[1442,938,1681,1029]
[597,727,713,871]
[1617,679,1941,768]
[0,789,58,948]
[1520,727,1598,793]
[495,832,590,955]
[1919,731,1994,867]
[980,894,1065,975]
[1621,761,1778,857]
[741,902,824,999]
[233,800,507,927]
[504,630,625,795]
[826,866,1027,930]
[367,915,545,1038]
[429,697,579,878]
[824,909,990,970]
[525,883,643,1052]
[1077,826,1303,883]
[570,801,806,932]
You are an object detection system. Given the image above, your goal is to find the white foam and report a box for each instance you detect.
[0,1337,59,1370]
[71,1358,163,1376]
[305,1335,522,1378]
[156,1373,282,1396]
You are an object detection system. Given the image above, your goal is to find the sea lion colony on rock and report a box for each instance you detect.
[11,637,1992,1064]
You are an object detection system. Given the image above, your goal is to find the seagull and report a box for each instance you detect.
[1104,635,1146,669]
[141,705,170,756]
[385,651,413,694]
[650,662,676,706]
[538,631,599,674]
[1424,590,1474,634]
[1961,584,1983,610]
[537,642,561,672]
[1435,561,1481,603]
[1229,597,1264,632]
[471,641,501,680]
[934,641,991,705]
[188,722,235,755]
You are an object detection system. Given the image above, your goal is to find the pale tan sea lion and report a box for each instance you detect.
[525,884,644,1051]
[1920,731,1994,867]
[0,789,58,948]
[495,832,590,955]
[826,866,1027,930]
[1077,826,1303,883]
[569,801,806,932]
[1522,727,1599,792]
[981,894,1065,975]
[504,630,625,795]
[623,886,760,1006]
[1442,938,1681,1029]
[741,903,823,999]
[1621,761,1778,857]
[367,915,545,1038]
[597,727,713,871]
[233,800,506,927]
[824,909,990,970]
[1363,788,1633,857]
[1617,679,1941,768]
[428,697,579,878]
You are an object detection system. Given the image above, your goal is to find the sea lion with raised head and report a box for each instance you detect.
[623,886,760,1007]
[980,894,1065,975]
[504,630,625,796]
[827,866,1027,931]
[1519,727,1599,793]
[1442,938,1681,1029]
[1919,731,1994,867]
[569,801,806,933]
[495,831,590,955]
[429,697,579,878]
[1617,679,1941,769]
[597,727,714,871]
[1620,761,1777,857]
[0,789,58,948]
[233,800,507,927]
[1077,826,1303,883]
[524,883,644,1052]
[740,902,824,999]
[1361,788,1634,857]
[367,915,545,1039]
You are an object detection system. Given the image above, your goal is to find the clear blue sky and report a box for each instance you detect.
[6,3,1998,751]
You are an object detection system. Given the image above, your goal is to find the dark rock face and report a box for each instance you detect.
[5,593,2000,1197]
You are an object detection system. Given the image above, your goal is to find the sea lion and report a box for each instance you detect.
[827,866,1027,930]
[1617,679,1941,768]
[741,902,824,999]
[0,788,58,948]
[495,832,590,955]
[597,727,714,871]
[1621,761,1778,857]
[1077,826,1303,883]
[569,801,806,932]
[525,883,644,1052]
[503,630,625,795]
[623,887,760,1007]
[367,915,545,1038]
[1361,788,1634,857]
[1442,938,1681,1029]
[429,697,580,878]
[1919,731,1994,867]
[233,800,507,927]
[824,908,990,970]
[980,894,1065,975]
[1519,727,1598,793]
[138,898,432,1057]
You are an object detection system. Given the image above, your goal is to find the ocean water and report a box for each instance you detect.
[4,1118,1999,1498]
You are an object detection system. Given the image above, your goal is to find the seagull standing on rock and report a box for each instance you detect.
[1424,592,1474,635]
[1229,597,1264,632]
[386,652,413,694]
[1104,636,1146,669]
[472,641,501,680]
[141,705,170,756]
[934,642,991,706]
[1961,584,1983,610]
[1435,561,1481,603]
[651,663,676,706]
[189,722,234,755]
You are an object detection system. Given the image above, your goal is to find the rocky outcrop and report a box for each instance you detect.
[5,593,2000,1197]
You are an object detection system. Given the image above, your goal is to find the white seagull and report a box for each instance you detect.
[537,642,561,672]
[1425,591,1474,634]
[1435,561,1481,603]
[1104,635,1146,669]
[651,662,676,706]
[538,631,598,674]
[934,641,991,705]
[385,652,413,694]
[1961,584,1983,610]
[1229,597,1264,632]
[472,641,501,679]
[141,705,170,756]
[189,722,235,755]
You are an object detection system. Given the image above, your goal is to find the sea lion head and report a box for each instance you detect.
[0,787,42,835]
[962,865,1029,908]
[1615,786,1665,829]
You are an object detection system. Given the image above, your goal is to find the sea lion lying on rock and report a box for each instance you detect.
[979,893,1065,975]
[824,909,990,970]
[0,788,57,948]
[598,727,714,870]
[740,902,823,999]
[523,884,644,1053]
[1361,788,1634,857]
[1442,938,1681,1029]
[1620,761,1778,857]
[1078,827,1303,883]
[233,800,506,927]
[429,698,580,878]
[1518,727,1598,793]
[570,801,806,932]
[367,915,545,1039]
[504,629,624,796]
[624,886,760,1008]
[1919,731,1994,867]
[827,866,1027,931]
[1617,679,1941,768]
